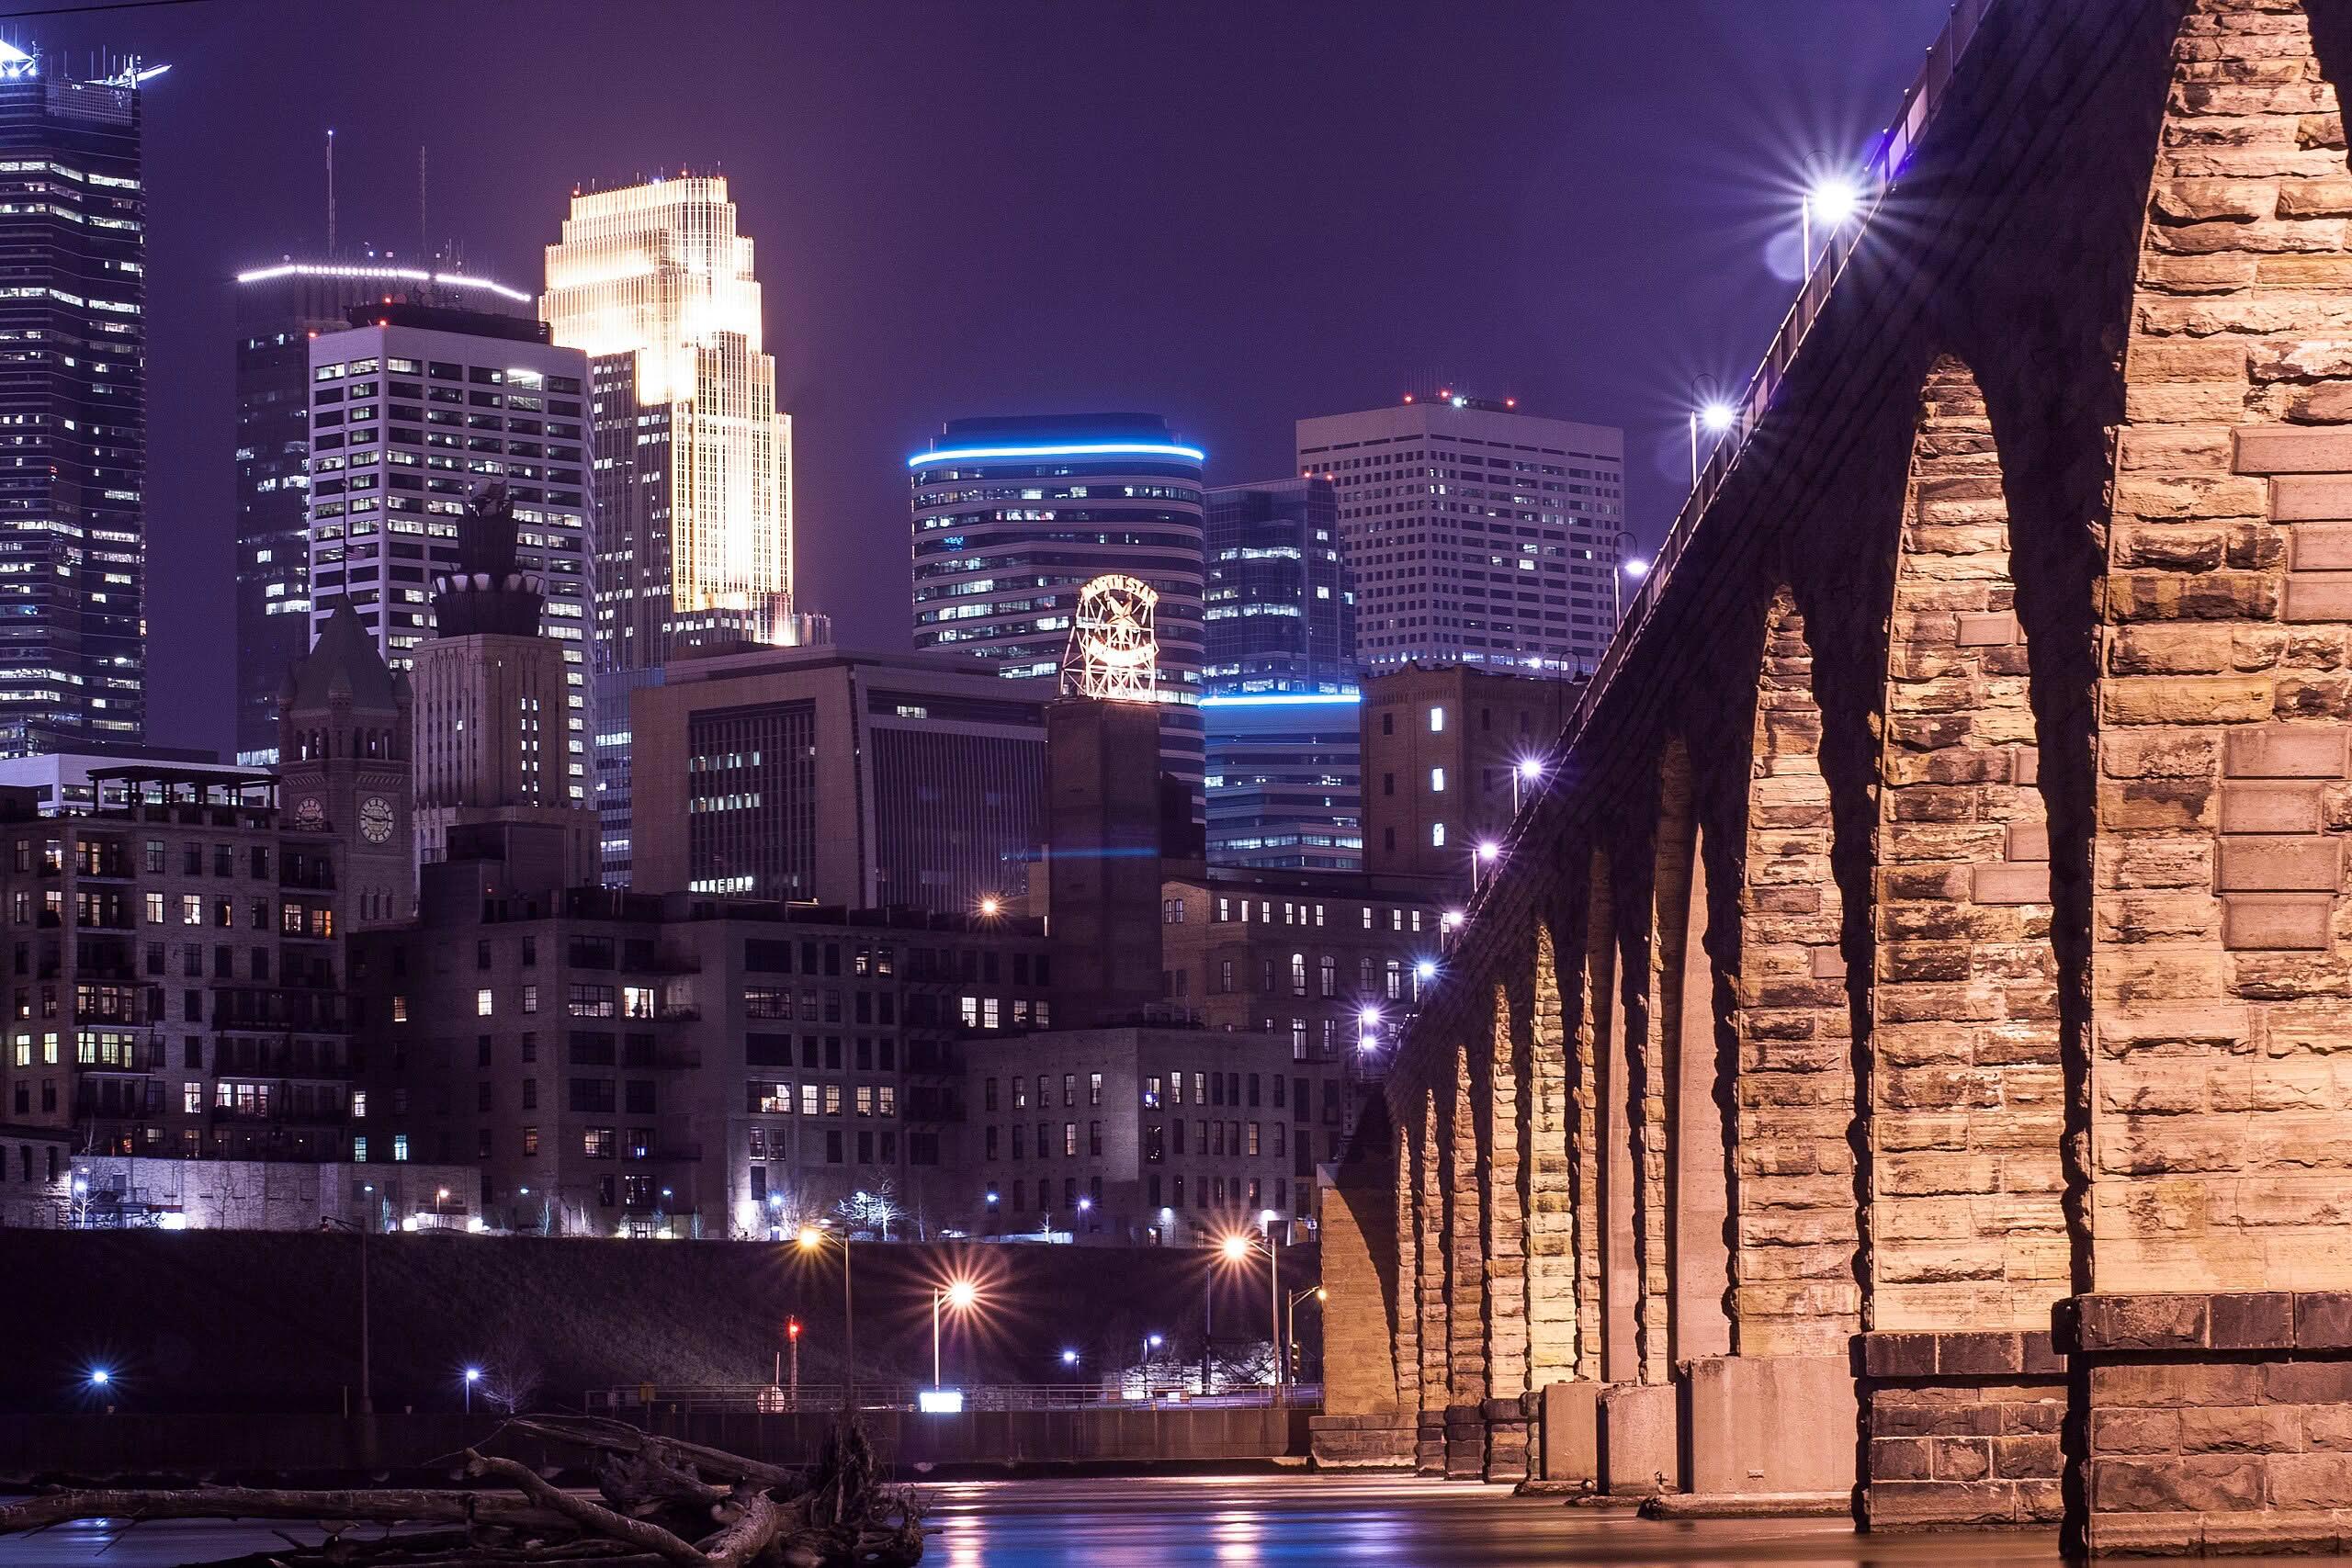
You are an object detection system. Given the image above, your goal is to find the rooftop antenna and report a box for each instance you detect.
[418,144,427,265]
[325,129,336,254]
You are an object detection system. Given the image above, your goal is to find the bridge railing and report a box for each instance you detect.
[1476,0,1998,924]
[583,1382,1322,1416]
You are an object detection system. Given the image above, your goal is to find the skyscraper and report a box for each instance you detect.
[908,412,1205,788]
[1295,394,1625,675]
[232,261,533,765]
[0,46,159,755]
[301,302,594,805]
[539,175,800,883]
[1204,477,1351,694]
[1200,476,1359,869]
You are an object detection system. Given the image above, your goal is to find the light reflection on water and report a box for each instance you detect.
[23,1476,2352,1568]
[913,1475,2084,1567]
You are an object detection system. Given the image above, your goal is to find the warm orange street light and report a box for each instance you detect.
[796,1225,855,1403]
[933,1278,980,1387]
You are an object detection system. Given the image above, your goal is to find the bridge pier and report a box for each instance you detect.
[1859,1332,2066,1530]
[1442,1402,1484,1479]
[2072,1292,2352,1556]
[1414,1407,1444,1475]
[1480,1394,1532,1483]
[1597,1382,1677,1495]
[1682,1355,1858,1500]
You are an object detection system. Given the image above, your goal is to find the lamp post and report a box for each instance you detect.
[1800,172,1862,276]
[1470,840,1498,895]
[932,1280,977,1389]
[463,1366,481,1415]
[1612,554,1649,631]
[1690,394,1736,490]
[1219,1217,1285,1400]
[797,1225,854,1406]
[1285,1286,1326,1383]
[1511,757,1542,817]
[358,1182,375,1416]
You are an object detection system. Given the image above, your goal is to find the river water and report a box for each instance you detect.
[0,1473,2312,1566]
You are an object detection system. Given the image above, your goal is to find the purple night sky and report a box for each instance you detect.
[25,0,1950,751]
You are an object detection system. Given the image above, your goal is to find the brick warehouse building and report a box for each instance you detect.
[352,823,1056,1238]
[1312,0,2352,1554]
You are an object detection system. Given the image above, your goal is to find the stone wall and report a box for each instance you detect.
[1358,0,2352,1551]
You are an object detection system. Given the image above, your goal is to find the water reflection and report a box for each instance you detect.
[20,1477,2352,1568]
[911,1476,2082,1567]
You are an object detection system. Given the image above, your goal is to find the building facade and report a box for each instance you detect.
[631,647,1052,916]
[541,179,798,884]
[964,1026,1347,1247]
[301,304,591,807]
[1200,693,1363,872]
[1158,866,1445,1066]
[1295,396,1624,676]
[410,486,599,882]
[1203,477,1351,694]
[909,412,1206,788]
[0,52,155,755]
[232,261,533,765]
[0,762,356,1167]
[1358,663,1577,888]
[353,844,1056,1240]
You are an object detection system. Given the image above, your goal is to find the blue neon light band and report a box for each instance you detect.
[907,441,1206,468]
[1198,693,1362,708]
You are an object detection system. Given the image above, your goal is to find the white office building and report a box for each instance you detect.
[303,302,594,804]
[1295,395,1625,675]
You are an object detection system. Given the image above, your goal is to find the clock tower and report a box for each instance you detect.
[277,601,415,930]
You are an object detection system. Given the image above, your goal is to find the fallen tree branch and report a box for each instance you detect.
[501,1416,801,1491]
[2,1413,922,1568]
[463,1451,706,1568]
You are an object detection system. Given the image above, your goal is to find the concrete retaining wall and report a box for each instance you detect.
[0,1406,1309,1483]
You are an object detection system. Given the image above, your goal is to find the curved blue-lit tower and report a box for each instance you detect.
[909,412,1205,788]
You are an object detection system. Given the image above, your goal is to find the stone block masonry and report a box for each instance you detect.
[1304,0,2352,1553]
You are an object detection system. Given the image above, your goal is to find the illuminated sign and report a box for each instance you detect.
[1063,573,1159,704]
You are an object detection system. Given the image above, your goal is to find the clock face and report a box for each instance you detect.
[293,796,324,829]
[359,796,394,844]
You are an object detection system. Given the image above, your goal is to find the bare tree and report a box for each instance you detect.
[476,1325,545,1416]
[833,1181,901,1241]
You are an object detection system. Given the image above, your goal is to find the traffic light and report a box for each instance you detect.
[786,1316,802,1341]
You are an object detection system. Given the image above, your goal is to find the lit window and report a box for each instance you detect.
[1430,767,1446,793]
[1431,822,1447,848]
[475,987,493,1017]
[1429,705,1445,732]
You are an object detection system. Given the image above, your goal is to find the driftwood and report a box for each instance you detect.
[0,1413,924,1568]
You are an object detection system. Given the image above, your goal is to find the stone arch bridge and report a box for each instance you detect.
[1316,0,2352,1553]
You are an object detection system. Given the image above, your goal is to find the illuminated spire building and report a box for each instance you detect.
[0,43,165,756]
[232,260,534,765]
[909,413,1205,793]
[539,175,807,885]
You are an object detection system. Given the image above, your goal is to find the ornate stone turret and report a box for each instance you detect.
[410,486,597,889]
[430,483,546,638]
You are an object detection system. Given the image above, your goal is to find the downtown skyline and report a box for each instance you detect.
[11,0,1947,754]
